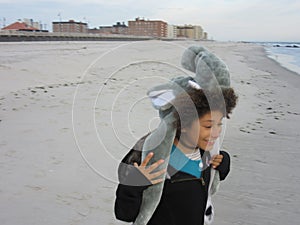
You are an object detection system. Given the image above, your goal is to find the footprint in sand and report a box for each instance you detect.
[25,185,44,191]
[239,127,251,134]
[51,156,63,165]
[255,120,263,125]
[287,111,300,116]
[56,192,92,206]
[60,127,69,133]
[35,86,45,90]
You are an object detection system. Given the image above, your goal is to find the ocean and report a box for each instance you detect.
[258,42,300,76]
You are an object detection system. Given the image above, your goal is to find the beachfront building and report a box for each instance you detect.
[52,20,87,33]
[88,22,128,35]
[88,27,109,35]
[111,22,128,35]
[2,21,40,32]
[2,21,39,32]
[128,17,167,38]
[23,18,41,30]
[176,25,205,40]
[2,19,46,32]
[167,25,177,39]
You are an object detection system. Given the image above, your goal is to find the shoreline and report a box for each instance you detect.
[263,44,300,76]
[264,49,300,76]
[244,43,300,88]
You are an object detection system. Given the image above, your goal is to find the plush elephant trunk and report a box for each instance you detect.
[133,112,176,225]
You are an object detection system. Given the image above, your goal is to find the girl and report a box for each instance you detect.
[115,87,238,225]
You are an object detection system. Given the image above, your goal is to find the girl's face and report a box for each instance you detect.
[181,110,223,151]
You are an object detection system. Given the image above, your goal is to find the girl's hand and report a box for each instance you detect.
[133,152,166,185]
[210,154,224,169]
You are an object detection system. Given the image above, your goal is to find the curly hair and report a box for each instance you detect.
[172,87,238,138]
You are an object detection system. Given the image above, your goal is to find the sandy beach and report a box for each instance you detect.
[1,40,300,225]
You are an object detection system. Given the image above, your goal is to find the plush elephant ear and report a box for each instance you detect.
[148,89,175,111]
[181,45,230,89]
[181,45,208,73]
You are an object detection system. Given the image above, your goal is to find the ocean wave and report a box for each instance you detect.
[259,42,300,76]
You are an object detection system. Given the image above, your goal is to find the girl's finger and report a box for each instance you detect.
[146,159,164,172]
[151,178,164,185]
[216,154,223,160]
[210,154,223,164]
[148,169,167,180]
[213,158,222,163]
[141,152,154,167]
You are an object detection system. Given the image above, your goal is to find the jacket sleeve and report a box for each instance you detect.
[115,183,149,222]
[114,162,151,222]
[216,150,231,181]
[114,137,152,222]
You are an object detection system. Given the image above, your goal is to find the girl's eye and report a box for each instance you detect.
[204,124,222,129]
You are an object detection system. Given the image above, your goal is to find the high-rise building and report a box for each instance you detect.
[176,25,205,40]
[112,22,128,35]
[167,25,177,39]
[128,17,167,37]
[23,18,41,30]
[88,22,128,35]
[52,20,87,33]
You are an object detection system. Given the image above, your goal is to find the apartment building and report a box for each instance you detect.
[128,17,167,37]
[176,25,204,40]
[89,22,128,35]
[52,20,87,33]
[23,18,41,30]
[2,18,47,32]
[167,25,177,39]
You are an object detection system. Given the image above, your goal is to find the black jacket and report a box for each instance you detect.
[114,136,230,225]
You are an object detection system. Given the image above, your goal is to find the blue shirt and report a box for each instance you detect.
[169,145,203,178]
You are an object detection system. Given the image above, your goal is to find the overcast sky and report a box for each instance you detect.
[0,0,299,41]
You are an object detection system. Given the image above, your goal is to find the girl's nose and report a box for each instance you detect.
[211,126,221,138]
